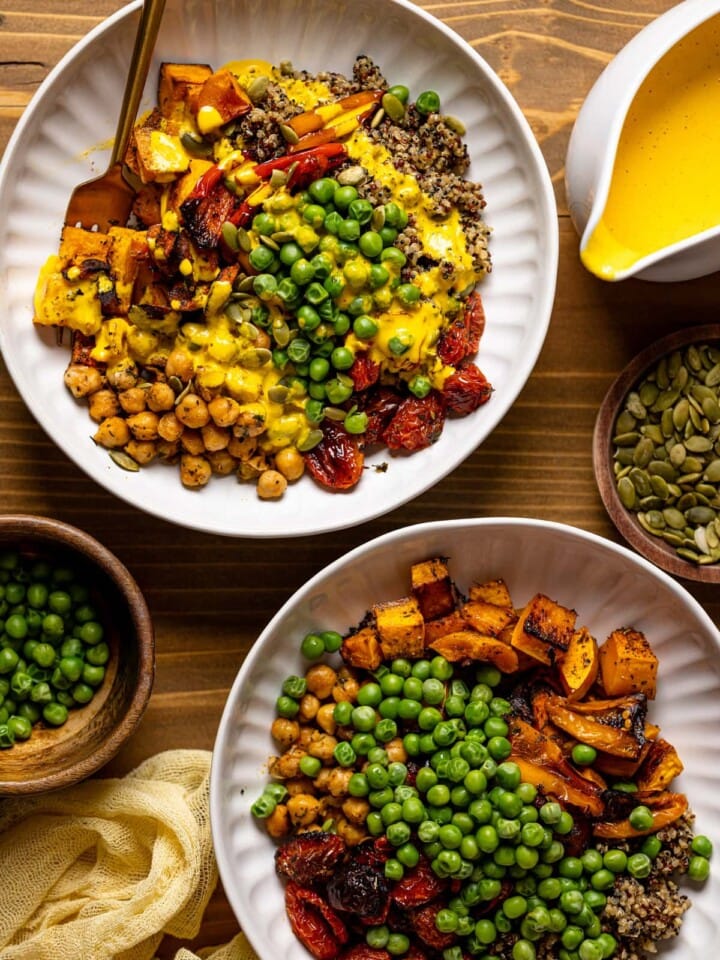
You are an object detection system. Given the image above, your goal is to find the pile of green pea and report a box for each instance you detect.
[257,645,713,960]
[232,174,434,440]
[0,549,109,746]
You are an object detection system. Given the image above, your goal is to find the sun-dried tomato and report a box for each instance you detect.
[382,394,445,452]
[355,836,393,868]
[275,831,347,884]
[285,882,349,960]
[338,947,391,960]
[304,421,364,490]
[404,946,430,960]
[349,353,381,392]
[391,858,447,909]
[442,362,492,416]
[357,387,403,447]
[410,902,457,951]
[436,290,486,366]
[327,861,390,918]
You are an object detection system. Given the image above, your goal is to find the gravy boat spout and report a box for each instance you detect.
[566,0,720,283]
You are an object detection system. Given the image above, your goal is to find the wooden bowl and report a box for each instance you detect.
[0,515,154,795]
[593,324,720,584]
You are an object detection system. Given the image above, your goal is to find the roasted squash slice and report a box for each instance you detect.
[593,791,688,838]
[429,631,519,673]
[159,62,213,120]
[423,611,467,645]
[468,578,513,607]
[544,693,648,760]
[636,738,684,793]
[341,625,382,671]
[510,594,577,665]
[598,627,658,699]
[461,600,516,637]
[558,626,599,701]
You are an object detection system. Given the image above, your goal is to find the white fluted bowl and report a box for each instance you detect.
[0,0,557,537]
[210,517,720,960]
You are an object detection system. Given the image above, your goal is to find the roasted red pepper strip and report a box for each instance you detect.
[186,163,225,201]
[253,142,347,178]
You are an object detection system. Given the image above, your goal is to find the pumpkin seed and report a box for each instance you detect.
[667,350,683,378]
[648,459,676,481]
[267,384,290,403]
[661,530,685,547]
[247,74,269,102]
[646,509,666,529]
[239,347,272,368]
[706,362,720,387]
[687,345,703,371]
[297,429,323,452]
[704,459,720,483]
[702,396,720,423]
[641,423,664,444]
[110,450,140,472]
[382,92,406,121]
[236,227,252,252]
[649,474,670,500]
[686,505,717,525]
[616,410,637,433]
[337,165,367,187]
[443,114,467,135]
[639,382,659,407]
[371,206,386,231]
[225,301,246,323]
[221,221,240,251]
[180,131,213,157]
[677,492,698,511]
[626,392,647,419]
[168,375,184,396]
[672,397,690,431]
[237,275,256,293]
[617,476,636,509]
[613,431,641,446]
[671,365,689,392]
[707,523,720,549]
[685,434,713,453]
[636,512,655,534]
[370,107,386,128]
[638,495,663,510]
[683,455,704,473]
[677,472,702,486]
[662,507,686,529]
[677,547,701,563]
[669,442,687,468]
[260,234,280,251]
[633,436,654,467]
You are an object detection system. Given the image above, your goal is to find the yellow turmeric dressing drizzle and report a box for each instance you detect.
[581,14,720,280]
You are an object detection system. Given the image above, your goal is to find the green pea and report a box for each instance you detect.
[627,852,652,879]
[308,178,338,204]
[5,583,25,605]
[249,244,276,272]
[0,648,19,675]
[297,305,320,331]
[357,230,383,259]
[290,258,316,285]
[42,701,68,727]
[603,849,628,873]
[687,855,710,882]
[333,313,350,336]
[571,743,597,766]
[252,212,276,235]
[395,282,420,305]
[629,805,654,831]
[416,90,441,115]
[253,273,278,300]
[72,682,95,705]
[691,834,713,858]
[329,346,354,371]
[85,641,109,666]
[387,84,410,104]
[324,378,353,405]
[337,218,360,243]
[344,411,368,435]
[302,203,326,229]
[333,185,358,210]
[5,614,28,640]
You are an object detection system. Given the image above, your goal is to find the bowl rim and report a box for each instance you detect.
[0,0,558,539]
[0,514,155,795]
[592,325,720,584]
[209,514,720,950]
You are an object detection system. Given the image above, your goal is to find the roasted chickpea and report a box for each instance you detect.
[88,389,120,423]
[201,422,230,452]
[287,794,321,827]
[106,359,138,392]
[156,439,180,461]
[146,381,176,412]
[386,737,408,764]
[227,435,257,460]
[93,416,130,449]
[305,664,337,700]
[157,411,184,442]
[275,446,305,482]
[342,797,371,826]
[332,672,359,703]
[64,364,103,398]
[180,429,205,455]
[297,693,321,723]
[285,776,316,797]
[257,469,287,500]
[179,453,212,488]
[118,387,148,414]
[208,395,241,428]
[326,767,353,797]
[175,393,210,429]
[238,454,268,481]
[124,440,157,465]
[207,450,236,475]
[233,404,266,439]
[271,717,300,748]
[126,410,160,441]
[265,803,291,838]
[306,733,337,761]
[336,816,367,846]
[269,745,304,779]
[315,703,337,735]
[165,347,194,382]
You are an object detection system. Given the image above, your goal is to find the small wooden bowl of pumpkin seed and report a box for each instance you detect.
[593,324,720,583]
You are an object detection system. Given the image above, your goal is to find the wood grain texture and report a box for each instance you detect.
[1,1,716,955]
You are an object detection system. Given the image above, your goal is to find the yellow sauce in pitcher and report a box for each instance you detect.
[581,14,720,280]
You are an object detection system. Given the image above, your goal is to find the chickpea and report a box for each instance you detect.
[157,411,184,442]
[64,363,103,398]
[332,672,359,703]
[275,446,305,482]
[271,717,300,748]
[305,664,338,700]
[180,429,205,455]
[106,359,138,391]
[269,745,304,779]
[233,404,266,439]
[179,453,212,488]
[93,416,130,448]
[316,703,337,735]
[326,767,353,797]
[306,733,337,762]
[285,776,316,797]
[124,440,156,465]
[208,395,241,428]
[287,793,320,827]
[156,439,180,462]
[342,797,371,826]
[146,381,176,412]
[335,817,367,847]
[201,421,230,452]
[265,803,290,839]
[386,737,408,764]
[313,768,332,792]
[118,386,148,415]
[257,469,287,500]
[296,727,314,749]
[297,693,321,723]
[126,410,160,441]
[227,435,257,460]
[165,347,194,382]
[88,389,120,423]
[207,450,236,475]
[238,454,268,481]
[176,393,210,429]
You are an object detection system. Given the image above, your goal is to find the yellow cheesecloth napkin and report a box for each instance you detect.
[0,749,259,960]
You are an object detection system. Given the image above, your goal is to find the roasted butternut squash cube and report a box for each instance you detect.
[510,593,577,665]
[372,597,425,660]
[598,627,658,699]
[134,127,190,184]
[423,611,467,645]
[158,61,213,120]
[341,626,382,671]
[59,226,111,269]
[107,227,147,314]
[558,626,599,700]
[461,600,516,637]
[468,578,513,608]
[410,557,456,620]
[194,69,251,134]
[429,631,519,673]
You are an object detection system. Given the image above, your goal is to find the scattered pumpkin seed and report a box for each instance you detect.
[370,107,385,129]
[236,227,252,252]
[247,74,269,103]
[381,92,406,122]
[180,131,213,157]
[443,115,467,136]
[337,165,367,187]
[110,450,140,472]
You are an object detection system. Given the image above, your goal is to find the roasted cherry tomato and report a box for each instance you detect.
[382,394,445,452]
[442,362,492,415]
[285,882,349,960]
[304,420,364,490]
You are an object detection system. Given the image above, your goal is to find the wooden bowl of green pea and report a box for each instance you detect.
[593,324,720,584]
[0,515,154,795]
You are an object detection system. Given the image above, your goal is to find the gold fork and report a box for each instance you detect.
[63,0,167,232]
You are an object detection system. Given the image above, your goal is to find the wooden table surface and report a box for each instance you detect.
[2,0,718,954]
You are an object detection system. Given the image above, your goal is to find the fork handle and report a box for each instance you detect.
[109,0,168,167]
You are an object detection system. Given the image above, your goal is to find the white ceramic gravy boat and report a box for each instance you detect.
[565,0,720,283]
